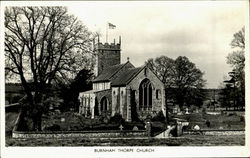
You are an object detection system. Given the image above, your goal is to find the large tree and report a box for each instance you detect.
[5,6,94,130]
[146,56,206,110]
[225,27,245,109]
[173,56,206,108]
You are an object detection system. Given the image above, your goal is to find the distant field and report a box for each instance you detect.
[6,134,245,146]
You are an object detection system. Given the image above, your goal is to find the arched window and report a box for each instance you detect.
[139,78,152,110]
[100,97,108,112]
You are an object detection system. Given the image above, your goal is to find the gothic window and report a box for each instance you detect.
[100,97,108,112]
[139,78,152,110]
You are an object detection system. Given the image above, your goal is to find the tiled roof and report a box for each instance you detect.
[93,62,129,82]
[112,67,144,86]
[79,89,109,94]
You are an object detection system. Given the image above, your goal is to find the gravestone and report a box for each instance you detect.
[119,125,124,130]
[132,126,138,131]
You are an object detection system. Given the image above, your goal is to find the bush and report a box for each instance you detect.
[201,107,206,114]
[151,110,165,122]
[240,116,244,122]
[109,113,125,125]
[45,124,61,131]
[205,120,210,127]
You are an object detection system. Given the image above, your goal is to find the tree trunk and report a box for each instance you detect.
[165,88,169,124]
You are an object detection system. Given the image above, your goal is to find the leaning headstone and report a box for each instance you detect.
[177,111,183,115]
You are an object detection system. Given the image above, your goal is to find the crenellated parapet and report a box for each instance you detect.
[94,36,122,76]
[95,42,121,51]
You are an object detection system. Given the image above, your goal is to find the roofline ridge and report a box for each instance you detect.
[109,61,131,80]
[125,66,146,85]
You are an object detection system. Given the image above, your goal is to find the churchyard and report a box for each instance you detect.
[6,108,245,146]
[4,6,246,149]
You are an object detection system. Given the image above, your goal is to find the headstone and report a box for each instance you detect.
[146,122,152,137]
[196,109,199,113]
[55,109,61,114]
[61,118,65,122]
[49,105,53,110]
[119,125,124,130]
[132,126,138,131]
[177,112,183,115]
[103,117,109,123]
[185,108,190,114]
[194,125,200,130]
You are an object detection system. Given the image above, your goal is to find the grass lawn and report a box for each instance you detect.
[172,113,245,130]
[6,134,245,146]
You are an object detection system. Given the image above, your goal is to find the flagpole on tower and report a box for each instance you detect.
[106,22,116,43]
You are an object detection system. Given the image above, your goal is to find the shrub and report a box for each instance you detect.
[205,120,210,127]
[169,125,177,137]
[240,116,244,122]
[45,124,61,131]
[151,110,165,122]
[201,107,206,114]
[109,113,125,125]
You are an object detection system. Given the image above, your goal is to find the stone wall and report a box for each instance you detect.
[111,87,127,118]
[12,130,147,139]
[95,89,112,116]
[183,130,245,136]
[128,67,165,120]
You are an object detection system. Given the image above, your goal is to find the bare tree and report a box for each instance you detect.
[5,6,94,130]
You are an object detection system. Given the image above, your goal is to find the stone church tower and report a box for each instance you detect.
[79,36,165,121]
[94,36,121,76]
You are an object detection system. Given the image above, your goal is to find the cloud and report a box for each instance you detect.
[68,1,246,88]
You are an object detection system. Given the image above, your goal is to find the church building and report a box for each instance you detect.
[78,36,166,122]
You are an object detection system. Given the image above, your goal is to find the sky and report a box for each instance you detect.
[67,1,246,89]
